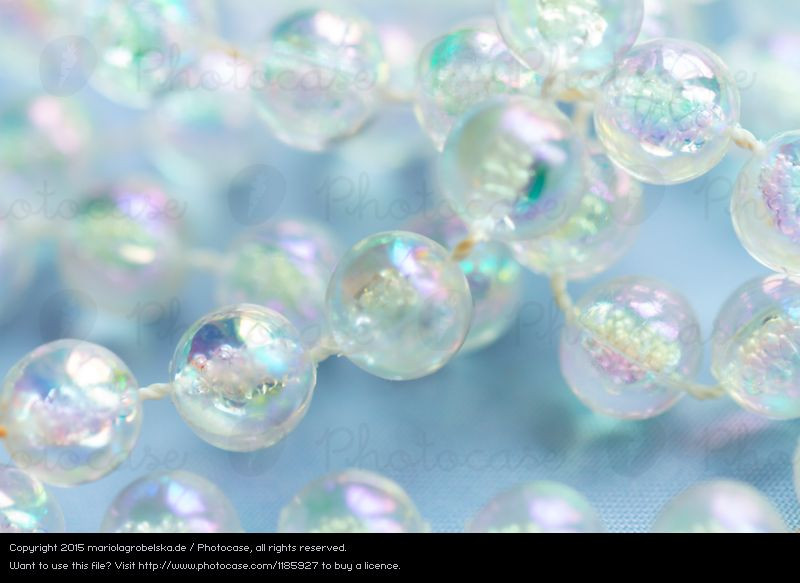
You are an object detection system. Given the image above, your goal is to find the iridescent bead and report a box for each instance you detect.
[255,8,387,151]
[169,304,316,452]
[278,468,426,533]
[652,480,787,533]
[731,131,800,275]
[217,219,342,349]
[512,153,642,279]
[594,39,740,185]
[466,481,603,533]
[325,231,472,380]
[0,465,64,533]
[711,274,800,419]
[101,471,241,533]
[0,340,141,486]
[439,96,586,241]
[414,25,540,150]
[560,277,702,419]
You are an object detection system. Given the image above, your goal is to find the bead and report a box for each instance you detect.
[255,8,387,151]
[0,340,141,486]
[278,468,426,533]
[560,277,702,419]
[414,24,540,150]
[731,131,800,275]
[439,96,586,241]
[466,481,603,533]
[652,480,787,533]
[101,470,241,533]
[169,304,316,451]
[325,231,472,380]
[711,274,800,419]
[217,219,342,349]
[512,152,642,279]
[0,465,64,533]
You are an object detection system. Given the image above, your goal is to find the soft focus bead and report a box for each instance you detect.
[439,96,586,241]
[170,304,316,451]
[101,470,241,533]
[0,465,64,533]
[466,481,603,533]
[414,25,540,150]
[731,131,800,275]
[325,231,472,380]
[560,277,702,419]
[652,480,787,533]
[255,8,387,151]
[594,39,740,185]
[217,219,342,349]
[278,468,426,533]
[711,275,800,419]
[512,153,642,279]
[0,340,141,486]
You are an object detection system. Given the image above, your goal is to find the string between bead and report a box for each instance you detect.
[139,383,173,401]
[729,125,765,153]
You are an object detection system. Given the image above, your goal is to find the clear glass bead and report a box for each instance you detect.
[169,304,316,452]
[325,231,472,380]
[0,465,64,533]
[594,38,740,185]
[439,95,586,241]
[0,340,141,486]
[278,468,426,533]
[560,277,702,419]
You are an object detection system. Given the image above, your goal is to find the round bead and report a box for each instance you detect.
[466,481,603,533]
[0,340,141,486]
[439,96,586,241]
[594,39,740,185]
[101,470,241,533]
[652,480,787,533]
[711,274,800,419]
[731,131,800,274]
[325,231,472,380]
[512,153,642,279]
[255,8,387,151]
[0,465,64,533]
[169,304,316,451]
[278,468,426,533]
[560,277,702,419]
[217,219,342,349]
[414,25,540,150]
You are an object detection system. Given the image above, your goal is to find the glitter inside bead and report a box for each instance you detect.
[169,304,316,452]
[325,231,472,380]
[439,95,586,241]
[278,468,426,533]
[0,465,64,533]
[559,277,702,419]
[101,470,241,533]
[652,480,787,533]
[594,38,740,185]
[0,340,141,486]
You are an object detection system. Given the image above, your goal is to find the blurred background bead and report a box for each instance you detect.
[278,468,426,533]
[0,465,64,533]
[170,304,316,451]
[326,231,472,380]
[466,481,603,533]
[0,340,141,486]
[560,277,702,419]
[101,470,241,533]
[711,275,800,419]
[439,96,586,241]
[512,153,642,279]
[652,480,787,533]
[594,39,740,185]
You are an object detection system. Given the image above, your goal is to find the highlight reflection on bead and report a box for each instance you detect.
[0,465,64,533]
[101,471,241,533]
[0,340,141,486]
[278,469,426,533]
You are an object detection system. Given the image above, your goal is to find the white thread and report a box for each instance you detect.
[729,125,765,154]
[308,338,341,364]
[139,383,173,401]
